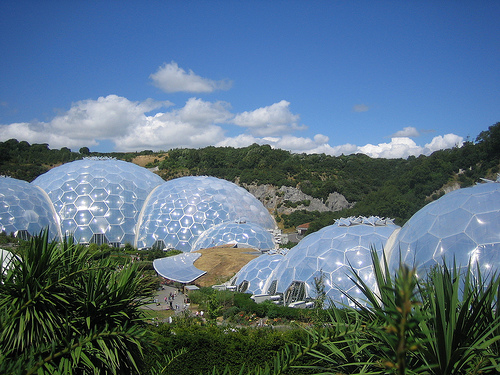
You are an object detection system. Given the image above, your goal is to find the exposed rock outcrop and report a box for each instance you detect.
[243,184,353,215]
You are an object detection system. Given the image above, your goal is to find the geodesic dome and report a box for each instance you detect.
[231,253,284,295]
[153,253,206,283]
[192,222,275,251]
[388,179,500,277]
[135,176,275,252]
[0,177,60,240]
[32,158,164,246]
[263,217,400,307]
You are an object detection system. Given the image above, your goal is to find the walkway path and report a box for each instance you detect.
[142,285,189,314]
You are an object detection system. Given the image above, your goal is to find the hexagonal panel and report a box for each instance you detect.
[136,176,275,251]
[0,177,60,240]
[33,158,163,245]
[193,222,275,251]
[389,181,500,277]
[261,217,399,307]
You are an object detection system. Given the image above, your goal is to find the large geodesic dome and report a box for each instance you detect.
[0,177,61,240]
[33,158,164,246]
[388,179,500,276]
[192,222,276,252]
[231,253,284,295]
[263,217,399,307]
[135,176,275,252]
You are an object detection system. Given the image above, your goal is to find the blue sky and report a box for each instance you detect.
[0,1,498,158]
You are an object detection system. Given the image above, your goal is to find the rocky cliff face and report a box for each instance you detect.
[243,184,353,215]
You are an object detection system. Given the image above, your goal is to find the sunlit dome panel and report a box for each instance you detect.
[136,176,276,252]
[192,222,275,251]
[0,177,60,240]
[33,158,163,245]
[263,217,400,307]
[153,253,206,283]
[389,180,500,277]
[232,253,284,294]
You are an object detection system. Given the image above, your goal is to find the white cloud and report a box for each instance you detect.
[115,99,232,151]
[215,134,261,148]
[232,100,305,136]
[175,97,233,126]
[391,126,420,138]
[0,93,463,159]
[216,133,357,156]
[0,95,172,149]
[358,137,423,159]
[423,133,463,154]
[353,104,369,112]
[0,121,90,149]
[115,116,226,151]
[354,133,463,159]
[50,95,169,138]
[150,61,232,93]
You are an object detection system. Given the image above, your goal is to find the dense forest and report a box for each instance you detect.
[1,122,499,231]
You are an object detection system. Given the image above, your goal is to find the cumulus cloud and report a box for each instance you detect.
[232,100,305,136]
[353,104,369,112]
[0,95,172,149]
[115,98,232,150]
[150,61,232,93]
[115,115,226,151]
[216,133,357,156]
[423,133,463,154]
[391,126,420,138]
[0,93,463,158]
[174,97,233,126]
[354,133,464,159]
[358,137,423,159]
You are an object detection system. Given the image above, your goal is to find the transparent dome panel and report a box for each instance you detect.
[233,254,285,295]
[266,217,399,306]
[33,158,163,245]
[136,176,275,251]
[192,222,275,251]
[389,181,500,278]
[0,177,60,240]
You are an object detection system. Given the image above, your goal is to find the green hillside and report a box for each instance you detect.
[1,122,498,232]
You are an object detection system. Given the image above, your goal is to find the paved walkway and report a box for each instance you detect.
[142,285,189,314]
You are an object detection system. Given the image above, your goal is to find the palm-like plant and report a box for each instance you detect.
[0,230,157,374]
[220,250,500,375]
[417,262,500,374]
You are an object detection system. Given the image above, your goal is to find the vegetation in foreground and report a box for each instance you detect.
[0,231,169,374]
[202,252,500,375]
[1,233,499,374]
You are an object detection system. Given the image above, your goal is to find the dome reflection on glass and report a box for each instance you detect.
[263,217,399,307]
[231,253,284,295]
[136,176,275,252]
[0,177,60,240]
[33,158,164,245]
[192,221,275,251]
[388,179,500,277]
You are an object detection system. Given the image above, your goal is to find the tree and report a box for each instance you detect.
[0,231,158,374]
[79,146,90,155]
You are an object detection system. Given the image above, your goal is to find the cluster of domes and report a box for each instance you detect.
[0,158,276,252]
[232,179,500,307]
[135,176,275,252]
[2,157,499,308]
[233,216,400,307]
